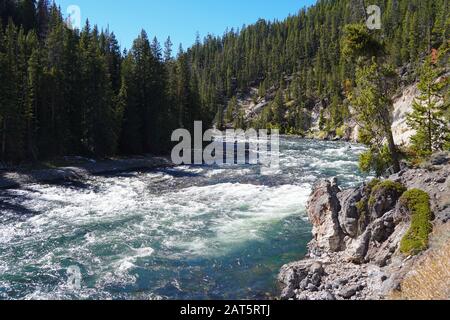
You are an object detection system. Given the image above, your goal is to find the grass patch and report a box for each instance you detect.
[400,189,433,256]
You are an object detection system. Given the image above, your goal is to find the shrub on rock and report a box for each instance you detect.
[400,189,433,256]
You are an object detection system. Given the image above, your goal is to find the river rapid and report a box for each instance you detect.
[0,137,369,300]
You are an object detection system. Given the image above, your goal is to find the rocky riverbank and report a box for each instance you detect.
[279,153,450,300]
[0,156,173,189]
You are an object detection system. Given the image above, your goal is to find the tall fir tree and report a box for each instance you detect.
[407,57,450,156]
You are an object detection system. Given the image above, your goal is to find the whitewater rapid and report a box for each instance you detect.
[0,137,369,300]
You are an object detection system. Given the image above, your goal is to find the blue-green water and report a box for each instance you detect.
[0,137,368,300]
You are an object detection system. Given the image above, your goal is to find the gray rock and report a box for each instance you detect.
[297,293,309,301]
[317,291,336,301]
[307,179,344,252]
[310,273,323,287]
[338,187,364,238]
[339,285,359,299]
[299,279,309,290]
[310,262,324,276]
[371,211,395,243]
[369,183,405,220]
[278,266,301,299]
[307,284,318,292]
[430,152,450,165]
[347,229,372,264]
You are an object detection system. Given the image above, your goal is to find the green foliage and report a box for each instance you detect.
[341,23,384,60]
[356,179,406,234]
[335,125,347,138]
[371,179,407,195]
[0,0,446,163]
[407,56,450,158]
[359,145,394,177]
[0,3,196,162]
[350,58,401,174]
[225,96,238,124]
[400,189,433,256]
[355,178,381,235]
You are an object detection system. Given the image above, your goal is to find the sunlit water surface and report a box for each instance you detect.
[0,137,369,300]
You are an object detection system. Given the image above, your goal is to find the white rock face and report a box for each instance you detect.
[391,84,418,147]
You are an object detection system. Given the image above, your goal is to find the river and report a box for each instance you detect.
[0,137,369,300]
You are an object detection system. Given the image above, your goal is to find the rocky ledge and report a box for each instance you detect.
[0,156,173,189]
[279,153,450,300]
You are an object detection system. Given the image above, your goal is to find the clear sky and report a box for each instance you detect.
[54,0,317,51]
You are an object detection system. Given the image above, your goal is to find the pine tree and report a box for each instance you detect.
[272,89,286,130]
[26,31,40,160]
[36,0,49,39]
[119,53,142,154]
[349,60,401,177]
[164,36,173,62]
[225,96,237,123]
[407,56,449,157]
[1,20,23,162]
[0,19,6,161]
[19,0,37,32]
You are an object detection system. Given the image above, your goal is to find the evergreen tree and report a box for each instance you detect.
[350,59,401,176]
[19,0,37,32]
[407,57,450,156]
[164,36,173,62]
[36,0,49,39]
[26,31,40,160]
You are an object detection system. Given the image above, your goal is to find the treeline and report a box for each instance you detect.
[0,0,448,164]
[186,0,448,132]
[0,0,205,163]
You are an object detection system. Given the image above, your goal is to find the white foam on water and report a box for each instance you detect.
[114,247,155,272]
[0,137,369,299]
[162,182,312,257]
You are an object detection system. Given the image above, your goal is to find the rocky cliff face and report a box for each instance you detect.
[391,84,418,146]
[279,154,450,300]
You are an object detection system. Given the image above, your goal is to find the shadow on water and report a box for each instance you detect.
[0,189,39,221]
[42,179,93,190]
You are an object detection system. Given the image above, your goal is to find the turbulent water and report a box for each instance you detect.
[0,137,369,300]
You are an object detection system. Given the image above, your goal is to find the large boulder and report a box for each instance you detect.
[338,187,364,238]
[307,178,345,252]
[346,228,372,264]
[368,181,407,220]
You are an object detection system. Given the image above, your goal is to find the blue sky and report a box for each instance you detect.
[54,0,317,51]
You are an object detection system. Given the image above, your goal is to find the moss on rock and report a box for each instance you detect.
[400,189,433,256]
[368,180,407,207]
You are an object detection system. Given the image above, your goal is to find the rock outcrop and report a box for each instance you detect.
[307,178,343,253]
[279,159,450,300]
[0,157,173,189]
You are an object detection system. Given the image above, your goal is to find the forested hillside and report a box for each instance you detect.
[0,0,199,163]
[0,0,448,164]
[187,0,448,132]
